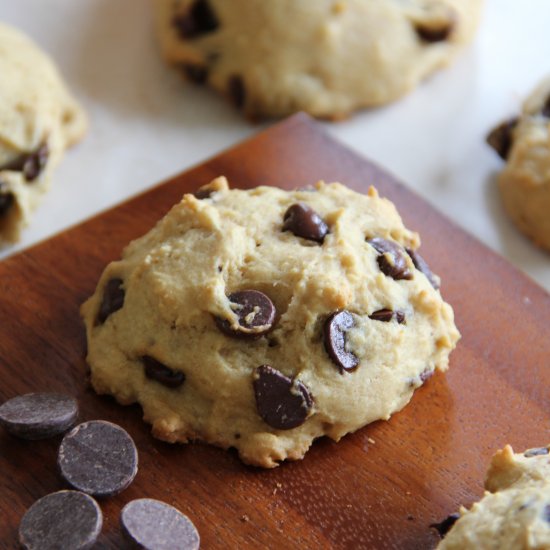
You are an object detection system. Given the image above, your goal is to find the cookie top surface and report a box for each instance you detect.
[81,177,459,467]
[154,0,483,119]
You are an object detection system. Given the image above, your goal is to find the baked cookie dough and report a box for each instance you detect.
[487,77,550,251]
[437,444,550,549]
[81,177,460,468]
[154,0,483,119]
[0,22,86,244]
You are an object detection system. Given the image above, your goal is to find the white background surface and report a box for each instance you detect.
[0,0,549,292]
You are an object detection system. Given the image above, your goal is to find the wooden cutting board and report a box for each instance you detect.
[0,113,548,549]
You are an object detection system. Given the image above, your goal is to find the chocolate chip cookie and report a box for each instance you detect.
[81,177,460,467]
[154,0,483,119]
[0,23,86,244]
[437,444,550,549]
[487,76,550,251]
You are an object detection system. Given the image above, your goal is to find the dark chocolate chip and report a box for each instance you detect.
[369,309,406,324]
[143,355,185,388]
[227,75,246,109]
[96,278,125,325]
[0,143,49,182]
[181,63,209,84]
[253,365,313,430]
[0,182,14,217]
[406,248,440,289]
[283,203,329,243]
[121,498,200,550]
[415,21,454,42]
[172,0,219,39]
[193,187,213,199]
[430,512,460,538]
[323,310,359,373]
[58,420,138,497]
[420,368,434,383]
[542,96,550,118]
[215,290,276,339]
[0,393,78,440]
[487,117,519,160]
[368,238,413,280]
[544,504,550,523]
[19,490,102,550]
[524,447,549,458]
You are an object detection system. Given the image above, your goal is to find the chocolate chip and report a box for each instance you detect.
[253,365,313,430]
[544,504,550,523]
[430,512,460,538]
[121,498,200,550]
[415,21,454,42]
[172,0,219,39]
[283,203,329,243]
[96,278,125,325]
[542,96,550,118]
[0,143,49,182]
[58,420,138,497]
[227,75,246,109]
[181,63,209,84]
[143,355,185,388]
[0,393,78,440]
[523,447,549,458]
[368,238,412,280]
[420,368,434,383]
[0,182,14,217]
[369,309,406,324]
[19,490,102,550]
[323,310,359,373]
[406,248,440,289]
[215,290,276,339]
[193,187,213,199]
[487,117,519,160]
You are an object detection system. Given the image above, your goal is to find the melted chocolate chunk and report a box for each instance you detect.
[487,117,519,160]
[323,310,359,373]
[283,203,328,243]
[542,96,550,118]
[121,499,200,550]
[368,238,412,280]
[369,309,406,324]
[1,143,49,182]
[19,491,102,550]
[0,184,14,217]
[58,420,138,497]
[181,63,209,84]
[406,248,440,289]
[523,446,549,458]
[415,20,454,42]
[430,513,460,538]
[0,393,78,440]
[215,290,276,339]
[96,278,125,325]
[143,355,185,388]
[227,75,246,109]
[172,0,219,39]
[253,365,313,430]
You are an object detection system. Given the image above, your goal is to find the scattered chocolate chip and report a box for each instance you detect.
[524,447,549,458]
[542,96,550,118]
[420,368,434,383]
[544,504,550,523]
[486,117,519,160]
[19,490,102,550]
[415,21,454,42]
[430,512,460,538]
[283,203,329,243]
[406,248,440,289]
[227,75,246,109]
[58,420,138,497]
[0,182,14,217]
[368,238,412,280]
[215,290,276,339]
[172,0,219,39]
[96,278,125,325]
[181,63,209,84]
[143,355,185,388]
[193,187,213,199]
[323,310,359,373]
[0,143,49,182]
[369,309,406,324]
[121,498,200,550]
[253,365,313,430]
[0,393,78,440]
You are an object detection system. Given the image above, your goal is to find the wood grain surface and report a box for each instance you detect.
[0,113,548,549]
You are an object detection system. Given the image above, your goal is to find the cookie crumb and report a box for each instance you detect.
[367,437,375,444]
[240,514,249,522]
